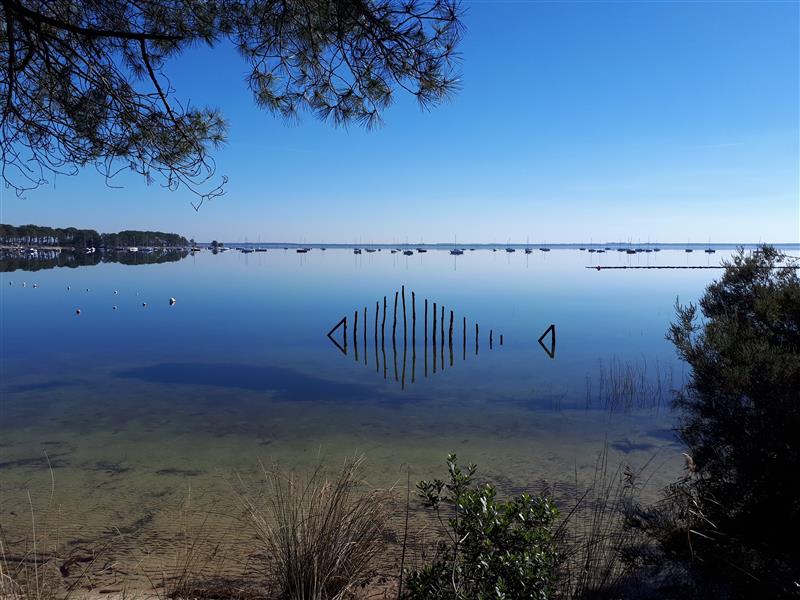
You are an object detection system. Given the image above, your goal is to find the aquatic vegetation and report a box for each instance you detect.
[588,357,676,413]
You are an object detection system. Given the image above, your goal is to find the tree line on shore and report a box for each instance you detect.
[0,224,189,248]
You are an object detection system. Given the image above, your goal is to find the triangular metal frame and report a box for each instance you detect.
[538,324,556,359]
[327,316,347,355]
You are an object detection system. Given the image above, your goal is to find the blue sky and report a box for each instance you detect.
[1,0,798,243]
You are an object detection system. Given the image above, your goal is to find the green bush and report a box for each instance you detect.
[405,454,559,600]
[662,245,800,596]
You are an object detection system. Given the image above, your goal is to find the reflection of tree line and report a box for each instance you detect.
[334,286,502,389]
[0,249,189,272]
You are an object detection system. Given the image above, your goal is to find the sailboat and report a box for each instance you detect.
[450,235,464,255]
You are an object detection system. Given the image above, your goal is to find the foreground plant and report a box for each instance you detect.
[405,454,559,600]
[649,245,800,597]
[241,456,391,600]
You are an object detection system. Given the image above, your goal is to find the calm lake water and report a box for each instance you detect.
[1,245,793,546]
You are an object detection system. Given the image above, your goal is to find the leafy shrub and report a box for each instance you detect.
[662,245,800,596]
[405,454,559,600]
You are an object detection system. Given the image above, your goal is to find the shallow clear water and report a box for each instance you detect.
[1,246,789,543]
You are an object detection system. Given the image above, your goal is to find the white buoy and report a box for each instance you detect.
[76,309,81,315]
[67,286,70,290]
[142,302,147,307]
[86,288,90,292]
[22,282,26,287]
[113,306,117,310]
[114,290,118,295]
[33,284,38,288]
[169,297,176,305]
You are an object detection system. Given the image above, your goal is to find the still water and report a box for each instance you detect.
[0,246,774,546]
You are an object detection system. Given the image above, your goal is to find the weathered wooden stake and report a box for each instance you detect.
[432,302,437,372]
[500,334,504,346]
[364,307,367,365]
[354,310,359,361]
[382,295,387,344]
[490,329,493,350]
[449,310,454,346]
[463,316,466,361]
[412,291,416,349]
[393,291,398,344]
[424,298,428,344]
[402,285,407,342]
[475,322,479,355]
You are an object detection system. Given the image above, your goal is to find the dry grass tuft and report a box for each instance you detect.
[555,445,655,600]
[240,455,393,600]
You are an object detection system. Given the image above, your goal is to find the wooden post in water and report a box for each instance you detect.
[424,299,428,344]
[475,322,479,355]
[393,291,398,344]
[412,292,416,349]
[375,301,379,372]
[424,299,429,377]
[382,296,387,345]
[449,310,454,367]
[463,316,466,361]
[500,334,503,346]
[490,329,493,350]
[449,311,454,347]
[354,310,359,361]
[363,307,367,365]
[440,305,445,371]
[432,302,437,373]
[402,286,407,343]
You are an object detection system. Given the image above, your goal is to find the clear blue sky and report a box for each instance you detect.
[1,1,798,243]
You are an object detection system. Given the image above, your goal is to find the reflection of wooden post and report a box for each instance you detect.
[402,343,407,389]
[382,295,387,345]
[412,332,416,383]
[393,334,398,382]
[375,301,379,372]
[393,291,398,344]
[363,307,367,365]
[475,323,479,355]
[500,334,503,346]
[463,316,466,361]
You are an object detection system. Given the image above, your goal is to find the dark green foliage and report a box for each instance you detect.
[1,1,462,203]
[0,223,188,247]
[405,454,560,600]
[662,245,800,596]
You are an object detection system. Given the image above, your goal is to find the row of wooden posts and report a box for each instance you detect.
[327,286,503,388]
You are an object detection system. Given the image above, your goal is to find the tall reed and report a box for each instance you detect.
[240,456,392,600]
